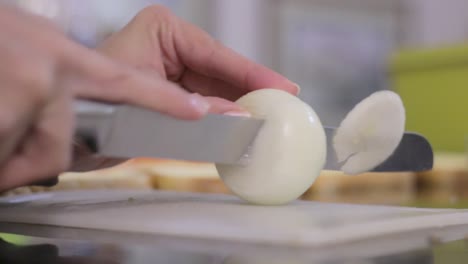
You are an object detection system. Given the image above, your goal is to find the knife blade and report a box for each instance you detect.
[73,100,264,166]
[72,100,433,172]
[323,129,433,172]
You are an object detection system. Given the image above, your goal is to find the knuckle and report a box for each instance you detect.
[17,59,55,101]
[0,112,17,137]
[135,4,175,24]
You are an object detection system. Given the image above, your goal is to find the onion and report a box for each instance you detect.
[333,90,405,175]
[216,89,326,205]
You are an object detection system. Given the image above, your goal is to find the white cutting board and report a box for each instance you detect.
[1,190,468,248]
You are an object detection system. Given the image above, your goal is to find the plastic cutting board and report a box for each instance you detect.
[1,190,468,249]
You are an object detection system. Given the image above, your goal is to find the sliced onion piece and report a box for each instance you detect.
[333,90,405,175]
[215,89,326,205]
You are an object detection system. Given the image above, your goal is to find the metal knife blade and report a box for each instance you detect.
[74,100,264,166]
[72,101,433,172]
[323,128,433,172]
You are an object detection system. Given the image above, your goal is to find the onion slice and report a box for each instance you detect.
[333,90,405,175]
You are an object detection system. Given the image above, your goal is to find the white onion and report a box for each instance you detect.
[333,90,405,175]
[216,89,326,205]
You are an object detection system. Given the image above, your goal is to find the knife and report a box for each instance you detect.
[70,100,433,173]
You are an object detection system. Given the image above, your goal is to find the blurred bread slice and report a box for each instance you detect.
[1,158,228,197]
[416,152,468,191]
[55,166,153,190]
[1,164,152,197]
[302,170,416,205]
[127,158,231,194]
[3,157,420,206]
[415,189,468,208]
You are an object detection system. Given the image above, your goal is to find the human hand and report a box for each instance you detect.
[0,5,76,191]
[90,5,299,115]
[0,5,212,191]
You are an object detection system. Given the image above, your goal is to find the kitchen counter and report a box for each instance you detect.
[0,229,466,264]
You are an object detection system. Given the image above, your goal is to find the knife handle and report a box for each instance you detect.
[70,100,129,172]
[74,100,116,116]
[73,100,116,153]
[72,100,114,169]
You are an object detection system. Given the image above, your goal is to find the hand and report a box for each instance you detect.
[0,5,211,191]
[0,5,75,192]
[88,5,299,115]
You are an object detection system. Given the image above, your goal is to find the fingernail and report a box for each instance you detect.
[293,82,301,95]
[190,93,210,114]
[224,110,251,117]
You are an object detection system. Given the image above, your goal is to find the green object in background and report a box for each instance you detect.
[389,44,468,153]
[402,200,468,209]
[0,233,28,245]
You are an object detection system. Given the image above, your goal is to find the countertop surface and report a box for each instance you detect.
[1,230,467,264]
[1,190,468,263]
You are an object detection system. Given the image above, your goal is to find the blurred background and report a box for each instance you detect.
[9,0,467,133]
[5,0,466,139]
[4,0,468,207]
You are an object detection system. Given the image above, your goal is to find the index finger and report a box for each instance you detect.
[174,18,299,95]
[57,39,211,120]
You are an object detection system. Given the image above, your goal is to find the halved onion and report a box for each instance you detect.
[215,89,326,205]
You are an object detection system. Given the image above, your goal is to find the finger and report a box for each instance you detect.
[0,45,48,165]
[95,17,168,79]
[59,42,210,120]
[179,69,243,100]
[0,89,73,192]
[173,15,299,94]
[0,82,42,166]
[203,97,247,115]
[70,71,210,120]
[179,71,250,114]
[0,91,32,166]
[5,5,203,120]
